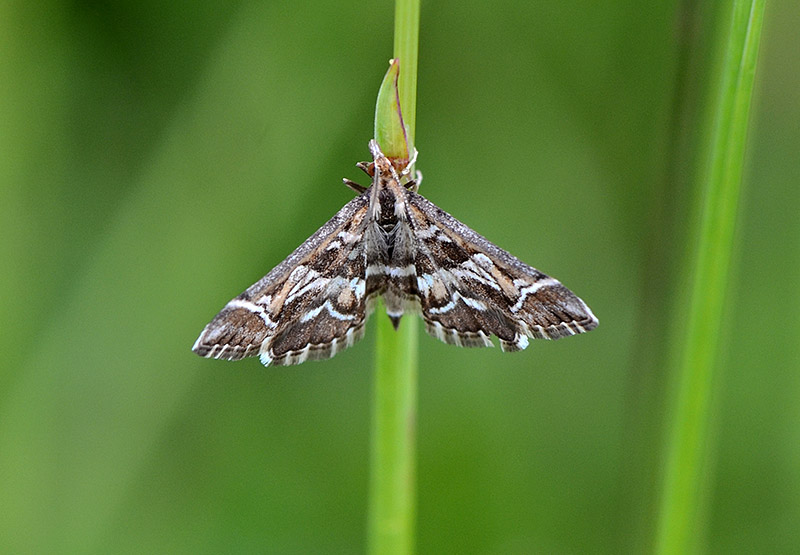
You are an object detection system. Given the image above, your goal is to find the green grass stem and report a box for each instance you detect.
[655,1,766,553]
[392,0,418,140]
[367,0,420,553]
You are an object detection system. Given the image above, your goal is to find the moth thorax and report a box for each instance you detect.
[377,189,399,226]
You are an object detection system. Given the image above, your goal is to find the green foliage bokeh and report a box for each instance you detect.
[1,1,798,553]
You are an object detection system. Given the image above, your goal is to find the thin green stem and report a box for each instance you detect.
[655,1,765,553]
[367,0,420,554]
[369,302,418,555]
[392,0,419,140]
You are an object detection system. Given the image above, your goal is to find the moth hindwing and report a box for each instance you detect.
[193,140,598,366]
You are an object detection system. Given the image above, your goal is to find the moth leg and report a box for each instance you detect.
[356,161,375,177]
[396,148,419,176]
[403,170,422,192]
[343,178,367,194]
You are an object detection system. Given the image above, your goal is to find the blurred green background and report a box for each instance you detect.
[2,1,798,553]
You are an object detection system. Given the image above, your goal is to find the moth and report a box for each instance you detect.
[193,140,597,366]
